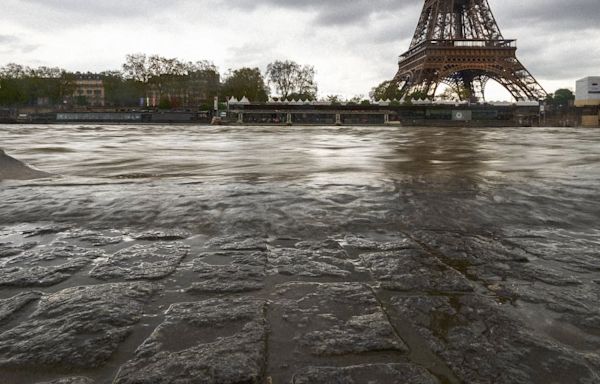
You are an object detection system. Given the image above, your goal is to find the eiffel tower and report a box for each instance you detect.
[394,0,546,101]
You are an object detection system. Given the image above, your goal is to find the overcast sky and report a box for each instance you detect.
[1,0,598,100]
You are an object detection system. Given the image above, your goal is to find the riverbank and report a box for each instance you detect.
[2,102,585,127]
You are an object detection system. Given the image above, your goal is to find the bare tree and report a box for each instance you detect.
[122,54,151,83]
[0,63,32,79]
[266,60,317,100]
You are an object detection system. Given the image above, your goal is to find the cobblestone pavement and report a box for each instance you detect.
[0,225,598,384]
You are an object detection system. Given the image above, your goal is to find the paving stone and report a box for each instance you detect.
[22,225,71,238]
[390,293,599,384]
[0,245,105,287]
[131,230,191,241]
[188,261,264,293]
[413,231,530,266]
[502,229,600,274]
[60,229,123,247]
[114,297,267,384]
[272,282,407,357]
[343,234,416,252]
[204,236,268,251]
[0,241,37,258]
[292,363,440,384]
[194,250,267,267]
[36,377,94,384]
[0,282,155,369]
[0,291,41,322]
[361,249,473,292]
[268,247,354,277]
[294,239,348,255]
[90,242,188,280]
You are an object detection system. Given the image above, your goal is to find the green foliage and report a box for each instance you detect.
[266,60,317,101]
[0,78,27,106]
[438,86,471,101]
[221,67,269,102]
[102,76,145,107]
[121,54,220,107]
[286,92,314,101]
[158,97,173,109]
[370,80,403,101]
[75,96,89,106]
[325,95,342,105]
[348,95,363,105]
[0,63,75,107]
[546,88,574,108]
[360,100,371,106]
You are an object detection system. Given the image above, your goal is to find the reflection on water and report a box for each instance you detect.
[3,125,598,183]
[1,124,598,234]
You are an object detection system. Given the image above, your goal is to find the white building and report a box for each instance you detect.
[575,77,600,106]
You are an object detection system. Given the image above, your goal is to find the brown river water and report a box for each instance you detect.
[0,124,599,384]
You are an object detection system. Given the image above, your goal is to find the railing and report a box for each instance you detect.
[399,39,516,62]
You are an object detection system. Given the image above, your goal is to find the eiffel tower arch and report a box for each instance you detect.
[394,0,547,102]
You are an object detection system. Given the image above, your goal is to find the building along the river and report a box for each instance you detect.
[576,77,600,127]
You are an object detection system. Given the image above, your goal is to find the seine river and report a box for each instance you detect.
[0,125,599,383]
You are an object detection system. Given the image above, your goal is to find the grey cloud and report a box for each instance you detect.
[0,35,18,44]
[494,0,600,30]
[21,0,168,15]
[3,0,598,95]
[16,0,600,32]
[0,34,39,55]
[227,0,419,26]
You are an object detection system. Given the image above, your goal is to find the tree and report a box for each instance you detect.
[325,95,342,105]
[221,67,269,102]
[122,54,152,83]
[550,89,575,108]
[438,85,471,102]
[0,63,74,106]
[0,63,32,79]
[0,78,27,106]
[266,60,317,100]
[403,91,428,104]
[158,97,173,110]
[122,54,220,107]
[347,95,364,105]
[370,80,403,101]
[100,71,145,107]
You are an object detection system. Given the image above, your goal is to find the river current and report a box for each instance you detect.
[0,124,599,383]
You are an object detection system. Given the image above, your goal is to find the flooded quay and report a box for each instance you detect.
[0,124,599,384]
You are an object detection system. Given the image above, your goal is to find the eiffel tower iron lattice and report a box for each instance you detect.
[394,0,547,101]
